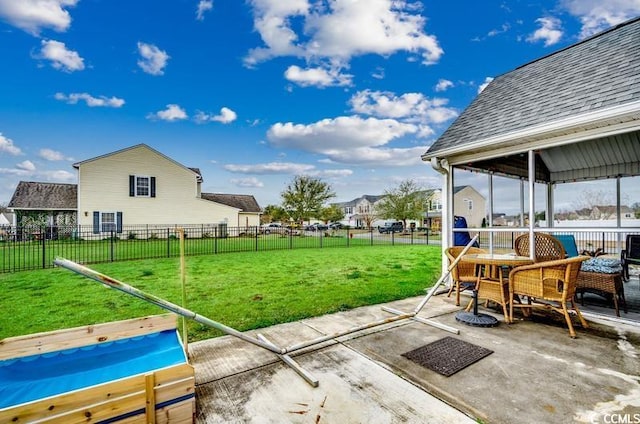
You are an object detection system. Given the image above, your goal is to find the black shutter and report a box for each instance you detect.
[116,212,123,233]
[150,177,156,198]
[129,175,135,196]
[93,211,100,234]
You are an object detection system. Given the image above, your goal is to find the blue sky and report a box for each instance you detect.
[1,0,639,213]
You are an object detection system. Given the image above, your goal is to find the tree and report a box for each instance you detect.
[319,204,344,223]
[375,179,427,229]
[261,204,289,224]
[281,176,335,226]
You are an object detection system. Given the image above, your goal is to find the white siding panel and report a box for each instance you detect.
[77,145,238,226]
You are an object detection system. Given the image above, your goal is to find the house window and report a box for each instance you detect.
[101,212,116,232]
[136,176,150,196]
[129,175,156,197]
[464,198,473,211]
[93,211,123,234]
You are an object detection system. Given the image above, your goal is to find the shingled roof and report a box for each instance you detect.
[9,181,77,210]
[201,193,261,213]
[426,17,640,156]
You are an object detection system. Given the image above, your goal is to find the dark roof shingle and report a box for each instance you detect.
[426,17,640,155]
[201,193,261,213]
[8,181,77,210]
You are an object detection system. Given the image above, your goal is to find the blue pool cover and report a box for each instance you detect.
[0,329,187,409]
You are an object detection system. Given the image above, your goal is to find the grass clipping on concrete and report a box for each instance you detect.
[0,245,442,342]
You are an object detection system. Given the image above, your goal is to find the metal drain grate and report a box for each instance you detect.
[402,336,493,377]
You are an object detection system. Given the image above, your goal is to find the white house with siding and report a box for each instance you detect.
[9,144,261,234]
[73,144,261,231]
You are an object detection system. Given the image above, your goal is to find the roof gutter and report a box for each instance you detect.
[421,99,640,161]
[430,157,449,175]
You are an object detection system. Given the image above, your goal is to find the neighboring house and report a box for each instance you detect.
[334,186,485,230]
[0,211,15,226]
[8,182,77,227]
[423,186,486,230]
[334,195,384,228]
[8,144,261,233]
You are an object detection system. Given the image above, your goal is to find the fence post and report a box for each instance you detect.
[167,228,170,257]
[347,227,350,247]
[370,228,373,246]
[255,226,259,251]
[41,226,46,269]
[110,230,114,262]
[214,226,218,254]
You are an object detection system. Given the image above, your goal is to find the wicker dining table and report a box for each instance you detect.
[456,253,534,326]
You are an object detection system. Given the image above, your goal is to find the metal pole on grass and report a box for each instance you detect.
[53,257,285,355]
[178,228,188,356]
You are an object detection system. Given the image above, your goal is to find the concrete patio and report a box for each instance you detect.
[189,288,640,424]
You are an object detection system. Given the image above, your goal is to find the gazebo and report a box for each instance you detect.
[422,17,640,316]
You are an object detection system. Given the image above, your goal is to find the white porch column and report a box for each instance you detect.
[488,172,494,252]
[546,182,554,228]
[520,179,525,227]
[528,150,536,259]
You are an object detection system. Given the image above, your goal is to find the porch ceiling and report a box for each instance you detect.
[456,129,640,184]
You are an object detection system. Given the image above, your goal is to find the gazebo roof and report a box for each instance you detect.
[423,17,640,184]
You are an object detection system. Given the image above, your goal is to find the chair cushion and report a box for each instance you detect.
[555,235,579,258]
[580,258,622,274]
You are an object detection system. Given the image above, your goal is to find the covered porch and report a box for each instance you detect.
[422,17,640,323]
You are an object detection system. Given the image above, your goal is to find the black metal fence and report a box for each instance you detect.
[0,224,438,273]
[3,224,634,274]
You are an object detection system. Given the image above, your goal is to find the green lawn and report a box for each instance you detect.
[0,244,442,342]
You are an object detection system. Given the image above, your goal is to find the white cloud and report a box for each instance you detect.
[41,169,75,181]
[224,162,315,174]
[371,67,385,79]
[0,163,74,181]
[527,17,563,46]
[137,42,169,76]
[478,77,494,94]
[54,92,125,107]
[434,79,454,92]
[230,177,264,188]
[268,115,417,153]
[0,167,31,176]
[0,134,22,155]
[284,65,352,87]
[488,23,511,37]
[196,0,213,21]
[320,145,428,166]
[245,0,443,67]
[349,90,458,124]
[312,168,353,178]
[561,0,640,38]
[195,107,237,124]
[243,0,308,66]
[38,39,84,72]
[39,148,72,161]
[16,160,35,171]
[147,104,188,121]
[0,0,78,35]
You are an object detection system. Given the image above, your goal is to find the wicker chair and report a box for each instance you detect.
[621,234,640,281]
[445,246,486,306]
[514,233,565,263]
[509,256,590,338]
